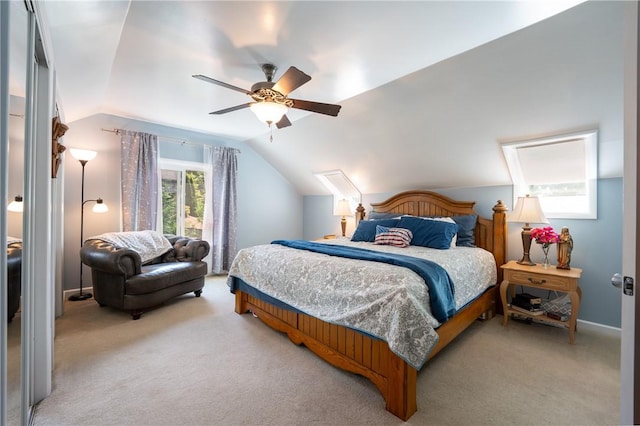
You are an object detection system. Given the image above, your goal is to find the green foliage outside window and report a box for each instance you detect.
[184,170,205,239]
[162,177,177,235]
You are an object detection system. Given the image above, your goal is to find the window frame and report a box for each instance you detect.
[501,130,598,219]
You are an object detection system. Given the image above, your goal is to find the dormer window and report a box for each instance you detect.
[502,130,598,219]
[314,169,361,214]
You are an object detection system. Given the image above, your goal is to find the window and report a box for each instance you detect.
[314,169,361,214]
[502,130,597,219]
[158,159,210,238]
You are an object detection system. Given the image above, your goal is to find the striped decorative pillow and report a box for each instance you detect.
[374,226,413,248]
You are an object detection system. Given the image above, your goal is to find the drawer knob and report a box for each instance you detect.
[528,277,546,285]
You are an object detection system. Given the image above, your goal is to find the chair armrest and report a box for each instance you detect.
[80,239,142,277]
[173,238,210,262]
[7,242,21,259]
[7,243,21,275]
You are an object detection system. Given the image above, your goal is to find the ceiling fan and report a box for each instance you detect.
[193,64,342,129]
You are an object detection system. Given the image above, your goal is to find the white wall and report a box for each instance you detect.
[60,113,303,291]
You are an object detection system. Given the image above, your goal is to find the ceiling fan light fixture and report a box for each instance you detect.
[250,101,289,125]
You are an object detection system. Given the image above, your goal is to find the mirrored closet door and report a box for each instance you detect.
[4,1,28,424]
[3,1,57,423]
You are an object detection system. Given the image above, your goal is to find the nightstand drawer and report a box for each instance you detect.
[506,270,574,291]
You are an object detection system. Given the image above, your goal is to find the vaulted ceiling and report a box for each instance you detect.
[13,1,604,195]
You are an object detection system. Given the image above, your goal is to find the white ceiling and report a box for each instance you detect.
[10,1,590,194]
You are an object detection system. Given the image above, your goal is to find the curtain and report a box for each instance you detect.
[203,146,238,274]
[120,130,159,231]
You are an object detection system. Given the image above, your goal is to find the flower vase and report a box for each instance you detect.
[541,245,550,269]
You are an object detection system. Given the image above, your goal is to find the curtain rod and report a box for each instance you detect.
[100,128,241,153]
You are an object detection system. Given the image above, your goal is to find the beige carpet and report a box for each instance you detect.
[30,276,619,425]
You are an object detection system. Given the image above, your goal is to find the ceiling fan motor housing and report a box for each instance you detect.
[251,81,275,92]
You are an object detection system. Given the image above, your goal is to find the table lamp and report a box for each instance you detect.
[335,199,352,237]
[507,194,548,266]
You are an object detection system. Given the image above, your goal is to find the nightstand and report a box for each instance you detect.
[313,235,338,242]
[500,260,582,344]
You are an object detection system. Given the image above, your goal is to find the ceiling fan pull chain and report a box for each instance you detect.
[270,125,274,143]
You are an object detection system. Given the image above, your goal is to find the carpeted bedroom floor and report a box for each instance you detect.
[29,275,619,425]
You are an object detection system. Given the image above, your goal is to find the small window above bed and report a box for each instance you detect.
[501,130,598,219]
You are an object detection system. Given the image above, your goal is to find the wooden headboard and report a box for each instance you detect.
[357,190,508,283]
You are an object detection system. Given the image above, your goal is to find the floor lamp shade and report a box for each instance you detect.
[69,148,97,162]
[7,195,23,212]
[507,195,548,266]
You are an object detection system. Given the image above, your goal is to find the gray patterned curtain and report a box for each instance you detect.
[120,130,159,231]
[203,146,238,274]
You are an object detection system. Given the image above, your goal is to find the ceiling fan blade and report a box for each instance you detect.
[272,67,311,95]
[209,103,251,115]
[289,99,342,117]
[193,74,251,95]
[275,115,292,129]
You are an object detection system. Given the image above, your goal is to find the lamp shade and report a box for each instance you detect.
[250,102,288,124]
[7,195,23,212]
[91,198,109,213]
[335,199,352,216]
[507,195,548,225]
[70,148,97,162]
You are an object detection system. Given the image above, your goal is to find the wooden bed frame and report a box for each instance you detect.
[234,190,507,420]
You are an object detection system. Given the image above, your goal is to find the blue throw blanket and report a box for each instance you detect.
[271,240,456,322]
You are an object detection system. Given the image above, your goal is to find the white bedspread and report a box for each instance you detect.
[86,230,172,264]
[227,239,496,369]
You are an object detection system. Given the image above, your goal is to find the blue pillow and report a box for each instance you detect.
[397,215,458,249]
[368,211,401,220]
[351,219,400,242]
[452,214,478,247]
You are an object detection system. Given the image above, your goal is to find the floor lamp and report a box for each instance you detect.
[69,148,109,301]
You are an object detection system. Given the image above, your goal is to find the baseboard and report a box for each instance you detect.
[63,287,94,301]
[505,314,621,339]
[28,403,37,426]
[577,319,621,338]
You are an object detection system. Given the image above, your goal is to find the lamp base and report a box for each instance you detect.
[69,292,92,301]
[516,257,536,266]
[517,226,535,266]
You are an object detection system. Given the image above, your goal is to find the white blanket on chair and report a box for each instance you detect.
[7,237,21,245]
[86,230,173,263]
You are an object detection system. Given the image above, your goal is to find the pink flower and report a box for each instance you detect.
[530,226,559,247]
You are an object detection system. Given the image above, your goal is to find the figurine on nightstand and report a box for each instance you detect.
[556,227,573,270]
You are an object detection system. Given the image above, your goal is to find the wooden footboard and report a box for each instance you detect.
[235,286,496,420]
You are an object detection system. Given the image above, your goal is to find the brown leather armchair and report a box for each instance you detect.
[80,234,209,319]
[7,242,21,322]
